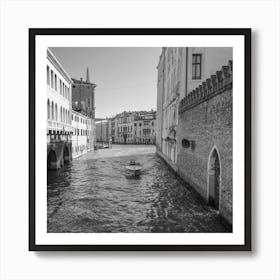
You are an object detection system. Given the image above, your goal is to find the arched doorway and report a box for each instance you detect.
[63,146,70,164]
[208,148,221,210]
[47,150,57,170]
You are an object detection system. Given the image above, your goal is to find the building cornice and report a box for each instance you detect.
[47,48,73,85]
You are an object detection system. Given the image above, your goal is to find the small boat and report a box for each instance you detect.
[126,160,142,176]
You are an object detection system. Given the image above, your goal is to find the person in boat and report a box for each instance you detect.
[129,160,140,166]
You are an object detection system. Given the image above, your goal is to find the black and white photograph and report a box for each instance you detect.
[46,46,233,234]
[5,0,280,278]
[29,29,251,250]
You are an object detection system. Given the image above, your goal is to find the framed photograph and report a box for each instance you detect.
[29,28,251,251]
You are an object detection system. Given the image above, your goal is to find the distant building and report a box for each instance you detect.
[115,111,134,144]
[96,120,110,142]
[72,111,87,158]
[110,110,156,144]
[133,111,156,144]
[71,110,95,158]
[86,117,95,151]
[109,117,117,143]
[72,68,96,119]
[47,48,73,170]
[71,68,96,156]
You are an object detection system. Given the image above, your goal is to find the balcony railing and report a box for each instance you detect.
[47,120,72,130]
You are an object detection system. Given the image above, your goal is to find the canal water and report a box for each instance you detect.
[47,145,229,233]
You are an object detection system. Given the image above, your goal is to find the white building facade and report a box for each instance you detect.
[47,48,73,169]
[72,110,91,158]
[47,49,72,135]
[160,47,187,164]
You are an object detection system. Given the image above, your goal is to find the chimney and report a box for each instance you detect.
[80,77,83,81]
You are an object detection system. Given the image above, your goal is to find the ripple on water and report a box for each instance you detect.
[47,146,230,233]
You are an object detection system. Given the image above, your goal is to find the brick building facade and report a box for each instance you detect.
[156,47,233,226]
[177,60,233,225]
[72,68,96,119]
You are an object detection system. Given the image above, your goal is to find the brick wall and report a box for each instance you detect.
[177,61,233,225]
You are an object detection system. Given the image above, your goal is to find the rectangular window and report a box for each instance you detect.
[192,54,202,80]
[60,80,62,94]
[51,70,54,88]
[47,66,50,85]
[54,74,57,91]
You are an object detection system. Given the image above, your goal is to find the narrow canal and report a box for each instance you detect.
[47,145,229,233]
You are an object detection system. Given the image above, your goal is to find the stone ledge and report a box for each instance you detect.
[156,149,178,173]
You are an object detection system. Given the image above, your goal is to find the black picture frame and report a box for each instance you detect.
[29,28,251,251]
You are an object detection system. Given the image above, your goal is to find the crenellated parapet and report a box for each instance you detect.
[179,60,233,114]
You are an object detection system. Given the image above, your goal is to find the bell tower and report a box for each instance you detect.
[86,67,90,83]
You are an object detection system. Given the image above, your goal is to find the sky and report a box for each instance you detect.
[50,47,162,118]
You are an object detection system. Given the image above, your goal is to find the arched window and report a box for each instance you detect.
[51,101,54,120]
[47,99,50,120]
